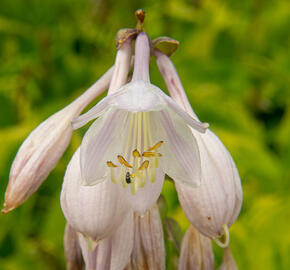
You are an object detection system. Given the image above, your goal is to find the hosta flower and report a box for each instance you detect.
[155,49,243,242]
[73,32,208,215]
[61,36,134,241]
[2,66,113,213]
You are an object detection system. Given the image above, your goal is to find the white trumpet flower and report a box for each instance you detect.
[73,32,208,214]
[155,49,242,241]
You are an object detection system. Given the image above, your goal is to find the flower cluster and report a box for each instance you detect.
[3,10,242,270]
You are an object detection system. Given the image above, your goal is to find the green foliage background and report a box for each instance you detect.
[0,0,289,269]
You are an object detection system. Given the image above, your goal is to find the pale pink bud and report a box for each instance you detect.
[64,223,83,270]
[78,211,134,270]
[178,225,214,270]
[128,204,165,270]
[2,67,113,213]
[218,247,238,270]
[155,50,242,241]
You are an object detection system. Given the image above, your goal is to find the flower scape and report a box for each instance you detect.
[2,10,242,270]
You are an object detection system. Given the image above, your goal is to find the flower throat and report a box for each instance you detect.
[106,112,163,194]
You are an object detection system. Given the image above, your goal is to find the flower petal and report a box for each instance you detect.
[139,204,166,270]
[155,87,208,133]
[61,148,129,241]
[126,168,165,214]
[80,109,130,185]
[150,110,201,187]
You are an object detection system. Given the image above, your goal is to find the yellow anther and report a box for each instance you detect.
[139,160,149,170]
[147,141,164,151]
[117,155,133,168]
[133,149,141,157]
[130,173,136,178]
[107,161,118,168]
[142,152,155,157]
[142,152,162,157]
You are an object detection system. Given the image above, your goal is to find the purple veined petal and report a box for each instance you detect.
[72,96,113,130]
[80,109,130,185]
[138,204,166,270]
[61,148,129,241]
[150,110,201,187]
[175,130,237,238]
[154,88,209,133]
[126,167,165,214]
[110,211,134,270]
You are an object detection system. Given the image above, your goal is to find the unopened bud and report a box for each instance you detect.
[2,67,113,213]
[179,225,214,270]
[128,204,165,270]
[78,211,134,270]
[155,51,242,241]
[218,247,238,270]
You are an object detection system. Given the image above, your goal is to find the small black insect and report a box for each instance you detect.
[125,172,132,184]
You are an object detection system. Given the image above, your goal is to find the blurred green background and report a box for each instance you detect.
[0,0,289,269]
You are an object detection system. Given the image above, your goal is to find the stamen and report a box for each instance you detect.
[138,160,149,170]
[133,149,141,157]
[107,161,118,168]
[142,152,162,157]
[117,155,133,168]
[147,141,164,151]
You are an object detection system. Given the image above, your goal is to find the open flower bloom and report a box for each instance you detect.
[155,49,242,241]
[72,32,208,214]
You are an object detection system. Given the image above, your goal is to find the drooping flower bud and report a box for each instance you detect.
[61,148,129,241]
[178,225,214,270]
[127,204,165,270]
[64,223,83,270]
[78,211,134,270]
[155,50,242,241]
[2,66,113,213]
[218,247,238,270]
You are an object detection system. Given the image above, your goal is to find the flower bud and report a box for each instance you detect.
[128,204,165,270]
[155,50,242,240]
[2,67,113,213]
[61,148,129,241]
[218,247,238,270]
[64,223,83,270]
[78,211,134,270]
[178,225,214,270]
[175,130,242,239]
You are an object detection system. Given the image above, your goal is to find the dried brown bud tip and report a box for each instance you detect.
[153,37,179,57]
[135,9,145,31]
[115,28,138,49]
[135,9,145,23]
